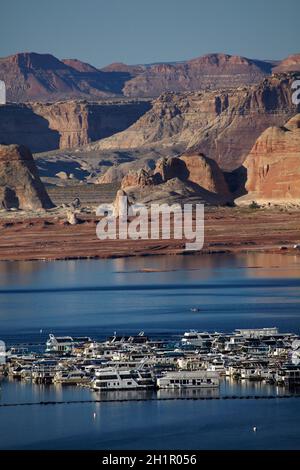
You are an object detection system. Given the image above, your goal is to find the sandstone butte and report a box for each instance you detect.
[0,144,54,210]
[179,154,230,196]
[119,153,231,206]
[237,114,300,204]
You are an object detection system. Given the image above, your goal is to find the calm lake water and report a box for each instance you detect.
[0,252,300,449]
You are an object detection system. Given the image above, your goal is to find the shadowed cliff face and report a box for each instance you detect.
[0,144,54,210]
[89,73,299,172]
[0,104,60,152]
[0,100,151,153]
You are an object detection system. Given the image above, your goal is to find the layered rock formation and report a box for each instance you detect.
[237,114,300,204]
[0,144,54,210]
[179,154,230,196]
[273,54,300,73]
[121,168,159,189]
[90,74,299,172]
[95,146,182,185]
[0,100,151,152]
[2,51,298,103]
[0,103,60,152]
[122,53,272,97]
[118,176,229,207]
[119,153,231,205]
[0,52,127,102]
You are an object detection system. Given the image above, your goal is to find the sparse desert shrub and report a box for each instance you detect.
[249,201,260,209]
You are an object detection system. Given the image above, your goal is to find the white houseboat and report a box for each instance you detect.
[157,370,220,389]
[181,331,214,348]
[46,334,91,353]
[91,367,155,391]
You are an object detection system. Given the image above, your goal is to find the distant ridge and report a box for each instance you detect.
[0,51,299,102]
[0,52,127,102]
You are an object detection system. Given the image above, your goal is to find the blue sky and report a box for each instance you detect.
[0,0,299,67]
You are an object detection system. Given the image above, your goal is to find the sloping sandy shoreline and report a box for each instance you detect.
[0,208,299,261]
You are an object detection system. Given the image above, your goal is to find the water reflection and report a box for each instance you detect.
[0,378,294,406]
[0,252,299,345]
[1,253,300,289]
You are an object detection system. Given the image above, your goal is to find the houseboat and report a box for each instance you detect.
[181,331,213,348]
[91,367,155,391]
[53,370,90,385]
[46,334,91,353]
[157,370,220,389]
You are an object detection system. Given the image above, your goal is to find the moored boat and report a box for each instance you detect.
[92,367,155,391]
[53,370,90,385]
[157,370,220,389]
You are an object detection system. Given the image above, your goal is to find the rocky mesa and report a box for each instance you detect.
[122,53,273,97]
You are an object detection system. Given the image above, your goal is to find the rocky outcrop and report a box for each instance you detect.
[97,158,154,185]
[0,144,54,210]
[0,100,151,152]
[179,154,230,196]
[121,168,158,189]
[151,154,230,196]
[123,53,272,97]
[273,54,300,73]
[112,189,129,216]
[120,177,229,207]
[66,210,79,225]
[236,114,300,204]
[90,74,299,171]
[120,153,231,205]
[153,157,187,182]
[95,148,181,185]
